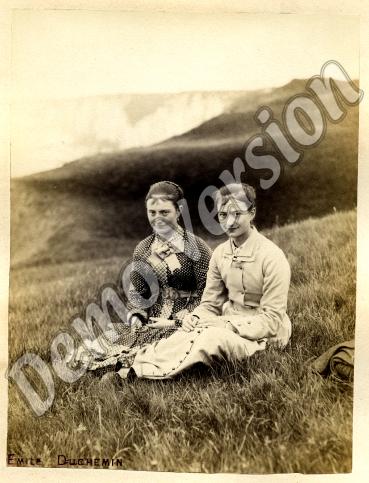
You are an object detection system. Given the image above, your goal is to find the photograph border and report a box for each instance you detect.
[1,1,369,482]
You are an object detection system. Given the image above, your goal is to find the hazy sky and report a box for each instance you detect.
[12,11,360,100]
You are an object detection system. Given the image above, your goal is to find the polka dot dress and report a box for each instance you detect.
[128,229,212,321]
[88,230,212,374]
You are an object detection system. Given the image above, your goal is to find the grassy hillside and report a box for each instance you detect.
[8,210,355,473]
[11,79,358,267]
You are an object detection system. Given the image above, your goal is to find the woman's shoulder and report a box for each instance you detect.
[210,238,230,257]
[256,231,289,264]
[184,231,212,253]
[183,231,212,263]
[133,234,155,258]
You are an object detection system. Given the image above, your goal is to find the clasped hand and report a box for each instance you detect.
[181,314,200,332]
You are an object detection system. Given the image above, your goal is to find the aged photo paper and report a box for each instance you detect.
[1,1,369,482]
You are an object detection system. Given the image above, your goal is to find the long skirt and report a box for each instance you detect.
[130,326,267,379]
[79,325,177,375]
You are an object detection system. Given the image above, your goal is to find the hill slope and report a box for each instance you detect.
[12,90,247,177]
[11,79,358,267]
[14,80,316,177]
[8,210,356,473]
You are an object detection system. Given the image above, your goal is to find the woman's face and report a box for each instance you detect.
[218,199,254,241]
[146,197,179,237]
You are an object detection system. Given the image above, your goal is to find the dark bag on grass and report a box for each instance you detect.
[311,339,354,383]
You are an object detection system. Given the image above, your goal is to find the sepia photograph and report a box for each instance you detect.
[4,4,363,477]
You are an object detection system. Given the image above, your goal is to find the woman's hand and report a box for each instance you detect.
[130,315,143,331]
[181,314,199,332]
[147,318,176,329]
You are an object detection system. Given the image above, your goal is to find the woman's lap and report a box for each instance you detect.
[87,326,177,373]
[131,327,266,379]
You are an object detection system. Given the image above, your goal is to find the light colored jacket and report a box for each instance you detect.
[192,227,291,347]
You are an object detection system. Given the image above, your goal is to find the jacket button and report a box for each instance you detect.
[186,351,189,354]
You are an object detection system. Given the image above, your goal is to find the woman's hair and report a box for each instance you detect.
[145,181,184,208]
[214,183,256,211]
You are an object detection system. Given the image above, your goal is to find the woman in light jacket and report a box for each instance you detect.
[122,183,292,379]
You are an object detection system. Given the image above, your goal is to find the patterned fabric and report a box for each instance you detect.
[127,229,212,323]
[85,326,178,374]
[86,230,212,374]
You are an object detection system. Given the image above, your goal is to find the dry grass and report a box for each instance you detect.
[7,210,355,473]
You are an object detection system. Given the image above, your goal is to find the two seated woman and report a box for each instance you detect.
[126,182,291,379]
[86,180,291,380]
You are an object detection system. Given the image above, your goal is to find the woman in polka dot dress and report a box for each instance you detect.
[85,181,212,374]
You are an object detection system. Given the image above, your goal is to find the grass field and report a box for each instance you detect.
[7,210,356,473]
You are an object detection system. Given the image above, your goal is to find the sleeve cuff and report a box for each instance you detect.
[127,309,148,325]
[226,315,272,340]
